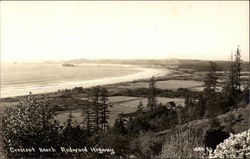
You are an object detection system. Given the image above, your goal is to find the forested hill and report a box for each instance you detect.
[178,60,250,72]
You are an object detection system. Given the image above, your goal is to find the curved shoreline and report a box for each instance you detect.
[1,65,170,98]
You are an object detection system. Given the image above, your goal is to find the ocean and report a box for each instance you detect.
[1,63,165,98]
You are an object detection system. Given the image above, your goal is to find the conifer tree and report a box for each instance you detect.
[91,86,101,132]
[137,100,144,113]
[86,92,91,131]
[64,108,87,148]
[204,61,219,92]
[203,61,219,103]
[184,94,193,107]
[67,108,73,126]
[62,109,74,145]
[147,76,158,111]
[224,46,242,96]
[82,91,94,133]
[117,112,128,126]
[229,58,237,92]
[223,54,236,95]
[234,46,242,92]
[100,88,110,131]
[198,94,205,117]
[113,113,127,135]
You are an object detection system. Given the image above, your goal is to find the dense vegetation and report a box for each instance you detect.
[178,58,249,72]
[0,47,249,158]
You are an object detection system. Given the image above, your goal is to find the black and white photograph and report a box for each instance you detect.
[0,1,249,158]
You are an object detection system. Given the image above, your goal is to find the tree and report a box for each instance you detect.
[224,46,242,96]
[1,95,61,158]
[113,117,127,135]
[62,110,74,145]
[147,76,158,111]
[198,94,206,117]
[234,46,242,92]
[204,61,219,93]
[90,86,101,132]
[82,87,110,133]
[62,111,88,150]
[85,92,91,131]
[137,100,144,113]
[82,90,95,134]
[99,88,110,131]
[184,94,193,107]
[203,62,219,104]
[225,58,237,94]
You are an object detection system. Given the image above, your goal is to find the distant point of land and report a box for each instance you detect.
[62,63,75,67]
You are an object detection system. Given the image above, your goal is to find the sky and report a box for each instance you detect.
[1,1,249,62]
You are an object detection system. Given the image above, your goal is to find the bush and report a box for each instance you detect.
[159,127,204,158]
[96,131,130,158]
[130,131,165,158]
[126,106,179,134]
[208,129,250,158]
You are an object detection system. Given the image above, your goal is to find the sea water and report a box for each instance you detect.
[1,63,165,98]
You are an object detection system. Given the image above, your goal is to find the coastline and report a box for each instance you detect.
[0,65,171,99]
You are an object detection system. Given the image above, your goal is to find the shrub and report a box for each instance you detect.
[96,131,130,158]
[159,127,204,158]
[130,131,165,158]
[208,129,250,158]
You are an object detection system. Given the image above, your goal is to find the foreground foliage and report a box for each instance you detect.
[1,95,61,158]
[208,129,250,158]
[159,127,204,158]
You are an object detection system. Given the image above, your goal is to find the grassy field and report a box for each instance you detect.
[109,96,185,106]
[56,109,83,125]
[115,80,204,90]
[55,96,185,126]
[108,96,185,125]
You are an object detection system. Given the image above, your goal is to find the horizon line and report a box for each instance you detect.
[1,58,249,63]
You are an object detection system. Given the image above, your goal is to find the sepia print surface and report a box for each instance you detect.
[0,1,249,158]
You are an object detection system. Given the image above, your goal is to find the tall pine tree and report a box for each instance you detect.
[224,46,242,96]
[137,100,144,113]
[100,88,110,131]
[62,108,74,145]
[204,61,219,92]
[82,90,95,134]
[234,45,242,92]
[147,76,158,111]
[91,86,101,132]
[203,61,219,103]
